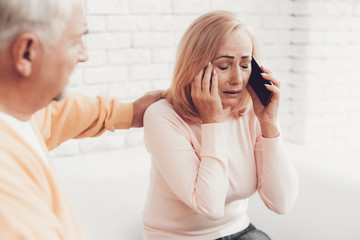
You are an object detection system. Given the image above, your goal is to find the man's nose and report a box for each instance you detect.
[78,41,88,62]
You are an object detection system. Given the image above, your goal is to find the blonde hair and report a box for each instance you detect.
[166,10,261,123]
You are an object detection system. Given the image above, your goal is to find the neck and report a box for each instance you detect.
[0,80,35,121]
[0,101,33,122]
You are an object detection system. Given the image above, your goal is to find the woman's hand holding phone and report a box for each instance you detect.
[191,62,223,124]
[247,64,281,138]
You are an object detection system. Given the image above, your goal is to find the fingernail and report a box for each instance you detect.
[213,69,216,75]
[208,61,211,66]
[261,72,266,75]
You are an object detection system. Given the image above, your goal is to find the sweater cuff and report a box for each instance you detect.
[259,133,285,158]
[114,102,134,129]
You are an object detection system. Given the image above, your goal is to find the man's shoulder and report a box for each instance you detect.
[0,123,27,157]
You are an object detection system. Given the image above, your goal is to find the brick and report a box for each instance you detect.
[356,3,360,16]
[337,17,357,31]
[210,0,249,13]
[107,15,150,31]
[290,30,325,44]
[130,0,171,14]
[84,66,129,84]
[81,50,107,67]
[277,1,296,15]
[152,80,172,90]
[108,81,153,100]
[304,16,338,30]
[264,58,292,72]
[86,15,106,32]
[173,31,185,46]
[68,68,83,86]
[150,15,195,31]
[349,31,360,45]
[108,49,152,64]
[67,85,108,97]
[242,15,263,30]
[86,0,129,14]
[247,1,291,15]
[325,1,353,16]
[173,0,210,14]
[86,32,131,50]
[133,32,175,48]
[130,64,171,81]
[262,16,294,30]
[262,44,292,58]
[152,47,176,63]
[50,0,360,159]
[257,30,290,44]
[290,44,336,58]
[292,1,325,16]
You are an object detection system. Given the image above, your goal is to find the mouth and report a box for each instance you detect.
[223,90,242,97]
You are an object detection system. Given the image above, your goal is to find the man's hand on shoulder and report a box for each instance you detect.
[131,90,164,128]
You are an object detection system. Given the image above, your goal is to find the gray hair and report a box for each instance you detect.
[0,0,74,52]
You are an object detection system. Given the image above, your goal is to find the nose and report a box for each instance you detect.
[78,40,88,62]
[230,65,243,85]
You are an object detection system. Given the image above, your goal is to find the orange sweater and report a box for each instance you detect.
[0,93,133,240]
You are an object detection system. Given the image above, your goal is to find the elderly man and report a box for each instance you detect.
[0,0,162,238]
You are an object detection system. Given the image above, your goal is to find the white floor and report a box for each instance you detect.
[53,143,360,240]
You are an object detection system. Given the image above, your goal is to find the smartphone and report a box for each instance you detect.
[248,57,273,106]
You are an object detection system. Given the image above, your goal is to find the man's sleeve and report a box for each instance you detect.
[32,93,133,150]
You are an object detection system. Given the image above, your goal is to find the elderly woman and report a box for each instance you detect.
[142,10,298,240]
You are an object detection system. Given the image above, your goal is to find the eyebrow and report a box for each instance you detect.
[214,55,251,60]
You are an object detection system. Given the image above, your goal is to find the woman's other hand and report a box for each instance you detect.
[191,62,223,124]
[247,65,280,138]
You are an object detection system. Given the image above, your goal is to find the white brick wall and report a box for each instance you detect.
[51,0,360,162]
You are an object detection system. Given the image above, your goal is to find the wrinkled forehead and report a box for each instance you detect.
[216,27,253,57]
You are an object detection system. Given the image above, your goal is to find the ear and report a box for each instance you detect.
[12,33,39,77]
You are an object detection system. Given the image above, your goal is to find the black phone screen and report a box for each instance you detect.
[248,57,273,106]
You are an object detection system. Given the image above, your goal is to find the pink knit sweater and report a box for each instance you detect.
[143,99,298,240]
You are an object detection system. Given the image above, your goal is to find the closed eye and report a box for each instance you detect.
[218,66,228,71]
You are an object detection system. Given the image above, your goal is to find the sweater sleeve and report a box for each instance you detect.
[32,93,133,150]
[144,102,229,219]
[0,141,84,240]
[254,124,299,214]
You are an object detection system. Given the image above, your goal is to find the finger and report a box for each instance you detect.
[265,83,280,102]
[261,73,280,89]
[211,69,218,96]
[202,62,212,93]
[190,81,197,99]
[194,68,203,92]
[260,65,273,74]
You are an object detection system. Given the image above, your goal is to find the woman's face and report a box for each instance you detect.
[212,28,253,109]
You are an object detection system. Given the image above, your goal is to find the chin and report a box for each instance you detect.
[222,100,239,109]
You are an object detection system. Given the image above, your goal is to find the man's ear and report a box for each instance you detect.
[12,33,39,77]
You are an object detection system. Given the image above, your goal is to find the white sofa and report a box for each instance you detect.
[53,143,360,240]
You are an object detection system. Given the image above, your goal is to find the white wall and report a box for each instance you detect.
[50,1,360,239]
[51,0,360,167]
